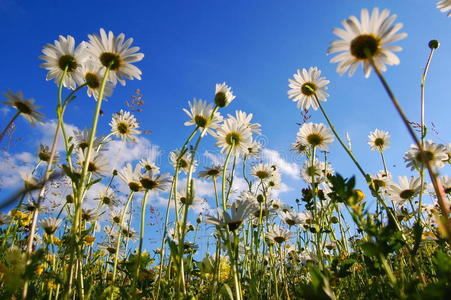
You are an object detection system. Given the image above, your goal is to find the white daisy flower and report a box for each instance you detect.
[183,98,223,136]
[296,122,334,151]
[169,149,196,174]
[328,8,407,77]
[139,173,172,191]
[204,199,257,231]
[266,225,292,244]
[437,0,451,16]
[370,170,392,193]
[82,208,99,223]
[215,117,253,157]
[76,148,110,177]
[86,28,144,86]
[403,140,447,170]
[3,90,44,125]
[301,160,334,184]
[139,158,160,175]
[288,67,330,110]
[271,200,291,212]
[368,129,390,151]
[19,171,38,190]
[245,140,262,158]
[75,59,114,99]
[443,143,451,163]
[227,110,261,134]
[72,128,105,151]
[291,140,308,156]
[251,163,274,181]
[40,35,87,89]
[215,82,236,107]
[40,217,62,235]
[267,172,282,190]
[198,165,223,179]
[95,188,119,208]
[110,110,141,142]
[387,176,422,205]
[118,163,142,192]
[280,211,305,227]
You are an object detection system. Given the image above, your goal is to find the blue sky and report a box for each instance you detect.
[1,0,450,254]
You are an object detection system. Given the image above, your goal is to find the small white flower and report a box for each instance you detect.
[139,173,172,191]
[215,82,236,107]
[288,67,329,110]
[76,148,110,177]
[110,110,141,142]
[118,163,142,192]
[95,188,119,208]
[86,28,144,86]
[368,129,390,151]
[403,140,447,170]
[72,128,105,151]
[296,122,334,151]
[215,117,253,157]
[387,176,422,206]
[328,8,407,77]
[205,199,257,231]
[183,98,223,136]
[40,35,87,89]
[75,59,114,99]
[40,217,62,235]
[198,165,223,179]
[280,211,305,226]
[245,140,262,158]
[370,170,392,193]
[169,149,196,174]
[3,90,44,125]
[266,225,292,244]
[251,163,274,181]
[301,160,334,184]
[139,158,160,175]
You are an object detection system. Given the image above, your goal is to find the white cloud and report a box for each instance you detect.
[261,148,300,179]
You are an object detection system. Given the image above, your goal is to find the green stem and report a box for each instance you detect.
[136,190,150,280]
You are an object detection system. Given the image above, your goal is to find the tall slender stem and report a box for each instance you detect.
[136,190,150,280]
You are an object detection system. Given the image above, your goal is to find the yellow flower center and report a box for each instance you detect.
[58,55,78,72]
[301,82,317,96]
[100,52,122,70]
[350,34,380,59]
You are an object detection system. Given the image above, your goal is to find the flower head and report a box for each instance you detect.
[215,117,253,157]
[215,82,236,107]
[40,35,87,89]
[169,149,196,174]
[87,28,144,86]
[139,158,160,175]
[198,165,223,179]
[205,200,257,231]
[387,176,422,206]
[118,163,142,192]
[72,128,105,151]
[110,110,141,142]
[183,98,223,135]
[301,160,334,184]
[266,225,292,244]
[75,59,114,99]
[3,90,44,125]
[76,148,110,177]
[368,129,390,151]
[95,188,119,208]
[40,217,62,235]
[288,67,329,110]
[139,173,171,191]
[296,122,334,151]
[328,8,407,77]
[403,140,447,170]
